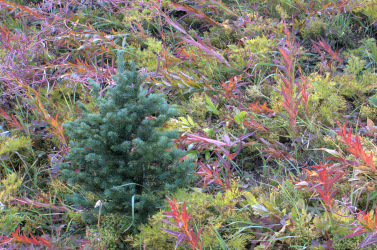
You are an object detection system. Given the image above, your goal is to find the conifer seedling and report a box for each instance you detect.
[59,53,194,224]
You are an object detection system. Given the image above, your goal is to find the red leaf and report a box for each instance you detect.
[0,226,51,246]
[160,196,202,249]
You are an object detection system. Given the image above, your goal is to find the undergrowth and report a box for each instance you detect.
[1,0,377,249]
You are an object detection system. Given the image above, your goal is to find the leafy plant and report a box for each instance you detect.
[273,18,309,136]
[312,37,344,74]
[205,94,219,115]
[295,163,346,211]
[184,131,254,189]
[160,196,203,250]
[332,121,377,173]
[0,226,51,247]
[345,206,377,248]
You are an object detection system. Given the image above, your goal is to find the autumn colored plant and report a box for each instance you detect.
[259,140,297,163]
[244,102,274,132]
[344,206,377,248]
[185,132,255,163]
[0,1,120,99]
[184,131,254,189]
[0,107,27,133]
[0,226,51,247]
[331,121,377,173]
[249,102,274,115]
[20,85,68,153]
[274,17,310,136]
[0,0,44,19]
[170,2,221,27]
[146,0,240,92]
[160,196,203,250]
[221,76,242,101]
[195,161,224,189]
[312,37,344,74]
[295,163,346,211]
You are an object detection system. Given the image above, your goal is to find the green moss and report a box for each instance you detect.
[301,17,327,41]
[0,174,25,235]
[306,73,347,125]
[187,92,209,121]
[360,104,377,121]
[100,214,131,250]
[332,231,374,250]
[0,173,22,203]
[286,222,315,246]
[123,37,163,71]
[352,0,377,22]
[0,207,24,235]
[0,135,32,158]
[65,210,86,229]
[333,57,376,99]
[38,82,97,124]
[126,33,146,48]
[84,213,132,249]
[204,26,241,50]
[228,35,276,70]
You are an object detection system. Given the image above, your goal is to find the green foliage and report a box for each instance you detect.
[39,83,97,123]
[301,17,327,41]
[307,211,374,250]
[347,38,377,69]
[59,55,194,224]
[327,14,356,48]
[76,5,127,31]
[332,56,376,101]
[360,104,377,121]
[0,173,24,235]
[229,35,276,70]
[0,135,32,157]
[87,213,131,250]
[352,0,377,22]
[306,73,347,125]
[123,37,164,72]
[344,55,366,75]
[65,210,86,229]
[0,173,22,202]
[0,207,24,235]
[361,38,377,69]
[186,92,208,122]
[204,26,241,50]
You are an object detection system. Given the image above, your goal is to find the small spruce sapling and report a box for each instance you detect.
[59,54,194,224]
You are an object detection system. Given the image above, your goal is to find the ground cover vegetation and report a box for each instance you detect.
[0,0,377,249]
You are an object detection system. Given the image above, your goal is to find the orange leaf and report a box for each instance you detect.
[0,226,51,247]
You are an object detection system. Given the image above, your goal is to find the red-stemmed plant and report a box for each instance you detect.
[0,226,51,247]
[344,206,377,248]
[274,17,310,136]
[160,196,203,250]
[295,163,346,211]
[330,121,377,173]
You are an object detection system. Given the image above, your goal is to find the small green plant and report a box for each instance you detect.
[59,54,194,224]
[205,94,219,115]
[233,109,247,130]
